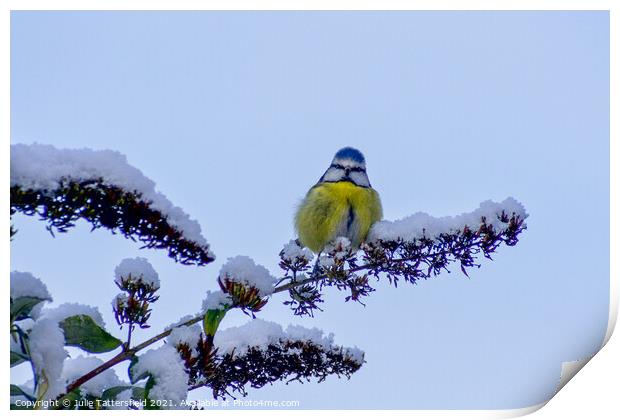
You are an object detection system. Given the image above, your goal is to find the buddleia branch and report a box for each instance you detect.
[278,208,527,316]
[176,334,362,399]
[10,180,214,266]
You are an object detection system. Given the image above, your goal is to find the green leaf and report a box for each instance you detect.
[128,358,160,410]
[59,315,122,353]
[10,384,23,396]
[101,385,134,401]
[128,365,150,384]
[203,308,227,336]
[143,376,160,410]
[10,384,35,401]
[10,296,47,322]
[127,356,143,384]
[55,388,82,410]
[10,403,33,410]
[10,351,29,367]
[131,386,146,400]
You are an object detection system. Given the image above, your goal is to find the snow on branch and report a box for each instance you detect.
[279,198,528,316]
[368,197,527,242]
[168,319,363,398]
[10,144,214,265]
[217,256,278,315]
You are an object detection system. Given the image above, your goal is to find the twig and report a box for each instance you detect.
[60,314,203,398]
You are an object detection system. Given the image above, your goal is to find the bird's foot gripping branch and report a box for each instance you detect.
[10,143,527,409]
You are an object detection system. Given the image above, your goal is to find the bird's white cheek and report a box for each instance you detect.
[322,168,345,182]
[350,172,370,187]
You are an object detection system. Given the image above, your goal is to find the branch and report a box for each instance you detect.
[187,339,362,398]
[277,205,527,314]
[57,267,347,401]
[10,181,214,266]
[59,271,329,399]
[61,314,203,397]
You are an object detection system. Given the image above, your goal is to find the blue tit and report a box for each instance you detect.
[295,147,383,253]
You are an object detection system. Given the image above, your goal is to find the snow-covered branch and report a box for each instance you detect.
[168,319,363,398]
[278,198,528,316]
[10,144,214,265]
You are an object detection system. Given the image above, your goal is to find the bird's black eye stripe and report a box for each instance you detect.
[330,164,364,172]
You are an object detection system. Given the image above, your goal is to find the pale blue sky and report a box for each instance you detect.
[10,11,609,409]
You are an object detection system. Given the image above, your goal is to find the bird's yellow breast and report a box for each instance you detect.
[295,181,383,253]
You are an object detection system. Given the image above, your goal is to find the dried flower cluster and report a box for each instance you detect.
[113,273,160,332]
[10,180,214,265]
[174,334,362,399]
[217,277,267,315]
[279,211,527,317]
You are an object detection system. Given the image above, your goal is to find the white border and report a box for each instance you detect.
[3,1,616,418]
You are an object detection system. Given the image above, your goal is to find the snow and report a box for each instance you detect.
[62,356,125,397]
[213,319,286,355]
[201,290,232,312]
[112,293,129,309]
[368,197,528,243]
[214,319,363,363]
[319,237,351,267]
[38,303,106,328]
[10,271,52,319]
[281,240,314,262]
[342,346,365,364]
[108,389,134,409]
[166,324,202,357]
[132,345,189,406]
[285,325,334,348]
[219,256,277,296]
[10,271,52,301]
[165,315,198,331]
[10,143,212,254]
[115,257,160,289]
[28,318,68,400]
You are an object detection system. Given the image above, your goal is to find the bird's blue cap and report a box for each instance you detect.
[333,147,365,164]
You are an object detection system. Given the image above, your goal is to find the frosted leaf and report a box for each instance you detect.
[10,271,52,301]
[108,389,135,410]
[29,318,68,400]
[132,346,189,406]
[38,303,106,328]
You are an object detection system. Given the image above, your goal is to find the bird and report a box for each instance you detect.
[295,147,383,254]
